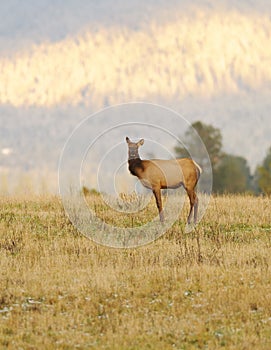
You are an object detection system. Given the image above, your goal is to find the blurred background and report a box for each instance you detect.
[0,0,271,195]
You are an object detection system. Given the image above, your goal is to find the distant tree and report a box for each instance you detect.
[213,154,252,193]
[175,121,223,169]
[174,121,255,193]
[175,121,223,192]
[255,146,271,195]
[82,186,100,196]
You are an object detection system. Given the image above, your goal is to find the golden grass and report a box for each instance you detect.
[0,194,271,349]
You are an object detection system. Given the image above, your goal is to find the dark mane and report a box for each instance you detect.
[128,158,144,176]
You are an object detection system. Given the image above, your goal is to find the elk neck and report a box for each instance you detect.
[128,150,144,177]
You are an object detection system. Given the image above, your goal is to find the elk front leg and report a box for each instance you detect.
[152,188,164,222]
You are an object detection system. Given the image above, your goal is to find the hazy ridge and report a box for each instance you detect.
[1,10,271,107]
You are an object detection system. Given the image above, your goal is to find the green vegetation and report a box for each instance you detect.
[175,121,269,195]
[255,147,271,195]
[175,121,223,169]
[0,194,271,349]
[213,154,252,194]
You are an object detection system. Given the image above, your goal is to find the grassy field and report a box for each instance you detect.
[0,194,271,349]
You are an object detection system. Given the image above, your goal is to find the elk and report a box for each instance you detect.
[126,137,202,224]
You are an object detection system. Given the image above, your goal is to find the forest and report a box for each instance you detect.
[175,121,271,195]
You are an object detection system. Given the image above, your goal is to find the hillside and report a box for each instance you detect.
[1,10,271,107]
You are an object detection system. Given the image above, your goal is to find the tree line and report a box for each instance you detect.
[175,121,271,195]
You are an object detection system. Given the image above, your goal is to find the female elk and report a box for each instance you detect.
[126,137,202,224]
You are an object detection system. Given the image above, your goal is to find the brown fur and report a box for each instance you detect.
[126,137,201,223]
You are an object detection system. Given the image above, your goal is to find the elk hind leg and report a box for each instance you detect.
[193,192,199,223]
[186,189,198,224]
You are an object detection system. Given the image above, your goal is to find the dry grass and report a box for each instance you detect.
[0,194,271,349]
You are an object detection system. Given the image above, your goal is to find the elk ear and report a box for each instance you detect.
[126,137,130,143]
[137,139,144,146]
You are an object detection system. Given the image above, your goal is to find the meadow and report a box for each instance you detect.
[0,194,271,349]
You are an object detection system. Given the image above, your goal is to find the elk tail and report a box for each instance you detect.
[193,161,202,180]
